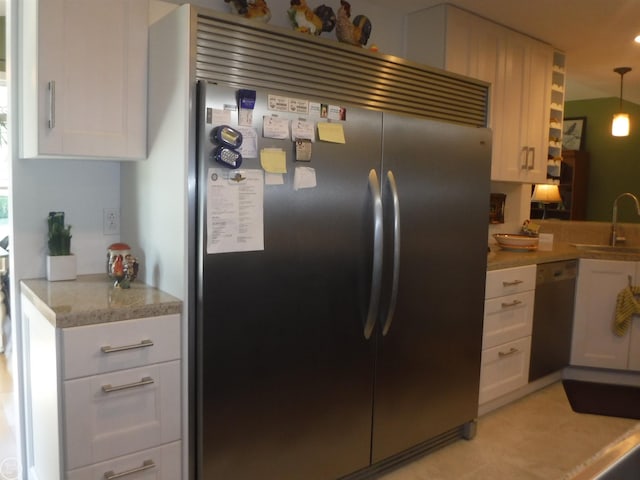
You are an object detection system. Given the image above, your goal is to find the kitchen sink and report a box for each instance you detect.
[572,243,640,254]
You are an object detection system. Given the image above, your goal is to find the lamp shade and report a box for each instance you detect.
[612,113,630,137]
[531,184,562,203]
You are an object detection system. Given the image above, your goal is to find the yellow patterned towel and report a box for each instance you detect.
[614,285,640,336]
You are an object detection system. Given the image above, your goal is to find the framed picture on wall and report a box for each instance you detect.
[563,117,586,150]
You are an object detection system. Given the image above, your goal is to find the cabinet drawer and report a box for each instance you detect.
[61,314,180,379]
[485,265,535,299]
[64,360,181,470]
[483,291,534,349]
[479,336,531,404]
[67,440,181,480]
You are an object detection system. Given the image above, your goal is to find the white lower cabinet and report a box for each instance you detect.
[571,258,640,370]
[21,292,181,479]
[480,265,535,404]
[64,361,181,470]
[67,441,181,480]
[479,336,531,404]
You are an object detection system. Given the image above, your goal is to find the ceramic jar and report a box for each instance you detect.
[107,242,139,288]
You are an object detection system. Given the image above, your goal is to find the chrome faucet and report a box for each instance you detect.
[611,192,640,246]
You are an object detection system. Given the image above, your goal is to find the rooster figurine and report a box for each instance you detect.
[336,0,371,47]
[225,0,272,23]
[289,0,334,35]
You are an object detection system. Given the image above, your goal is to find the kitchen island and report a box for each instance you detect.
[20,274,183,480]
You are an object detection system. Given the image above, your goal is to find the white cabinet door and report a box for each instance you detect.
[20,0,148,160]
[406,5,553,184]
[496,31,551,183]
[61,314,181,380]
[483,290,534,349]
[21,295,63,480]
[485,264,536,299]
[67,441,181,480]
[524,40,553,182]
[628,315,640,371]
[479,336,531,404]
[64,360,181,470]
[571,259,635,369]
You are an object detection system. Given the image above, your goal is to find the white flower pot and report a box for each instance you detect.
[46,254,77,281]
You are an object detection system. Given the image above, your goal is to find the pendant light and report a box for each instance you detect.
[612,67,632,137]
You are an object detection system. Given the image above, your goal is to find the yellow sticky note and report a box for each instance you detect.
[260,148,287,173]
[317,122,346,144]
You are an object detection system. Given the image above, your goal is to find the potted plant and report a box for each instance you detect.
[46,211,76,281]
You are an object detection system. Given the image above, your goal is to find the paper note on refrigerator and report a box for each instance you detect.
[294,167,316,190]
[317,122,345,144]
[260,148,287,173]
[206,168,264,254]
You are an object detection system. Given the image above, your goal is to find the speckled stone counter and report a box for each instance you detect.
[21,274,182,328]
[488,221,640,271]
[487,242,640,270]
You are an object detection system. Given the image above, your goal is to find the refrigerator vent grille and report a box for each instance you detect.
[195,11,488,127]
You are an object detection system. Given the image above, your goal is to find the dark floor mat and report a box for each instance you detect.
[562,379,640,419]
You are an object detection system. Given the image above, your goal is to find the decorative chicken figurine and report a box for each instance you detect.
[288,0,324,35]
[314,4,337,34]
[225,0,272,23]
[336,0,371,47]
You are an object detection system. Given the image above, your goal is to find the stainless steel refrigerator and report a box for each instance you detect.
[196,81,491,479]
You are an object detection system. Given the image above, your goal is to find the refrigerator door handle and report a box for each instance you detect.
[382,170,401,336]
[364,169,383,339]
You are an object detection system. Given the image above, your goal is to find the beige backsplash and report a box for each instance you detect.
[536,220,640,247]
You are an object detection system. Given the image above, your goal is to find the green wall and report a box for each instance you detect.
[564,98,640,222]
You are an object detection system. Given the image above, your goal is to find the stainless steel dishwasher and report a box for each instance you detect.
[529,259,578,382]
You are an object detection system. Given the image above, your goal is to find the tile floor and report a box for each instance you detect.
[379,382,640,480]
[0,362,636,479]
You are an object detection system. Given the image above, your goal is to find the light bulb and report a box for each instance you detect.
[612,113,630,137]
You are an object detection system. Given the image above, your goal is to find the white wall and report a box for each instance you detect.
[12,158,121,280]
[121,2,191,300]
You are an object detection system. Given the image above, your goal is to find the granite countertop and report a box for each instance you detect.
[21,274,183,328]
[487,241,640,271]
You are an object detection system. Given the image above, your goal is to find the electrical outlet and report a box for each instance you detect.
[103,208,120,235]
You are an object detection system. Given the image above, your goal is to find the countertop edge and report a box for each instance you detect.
[487,241,640,270]
[20,274,183,328]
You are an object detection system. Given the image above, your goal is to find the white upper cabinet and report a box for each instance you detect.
[20,0,148,160]
[496,30,552,182]
[406,5,552,183]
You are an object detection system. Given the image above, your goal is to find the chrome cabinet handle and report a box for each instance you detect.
[502,279,523,287]
[521,146,529,170]
[501,300,522,308]
[48,81,56,129]
[364,169,383,340]
[528,147,536,170]
[498,347,519,358]
[102,376,154,393]
[382,170,400,336]
[101,339,154,354]
[104,460,156,479]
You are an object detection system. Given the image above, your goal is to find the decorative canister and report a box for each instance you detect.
[107,242,139,288]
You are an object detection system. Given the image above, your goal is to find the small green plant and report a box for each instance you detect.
[47,211,72,256]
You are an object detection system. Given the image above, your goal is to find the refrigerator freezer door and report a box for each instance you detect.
[372,113,491,461]
[197,83,382,480]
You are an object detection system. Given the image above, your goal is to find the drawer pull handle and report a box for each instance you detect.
[101,339,154,354]
[102,376,154,393]
[498,347,519,358]
[501,300,522,308]
[104,459,155,479]
[502,280,523,287]
[48,80,56,129]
